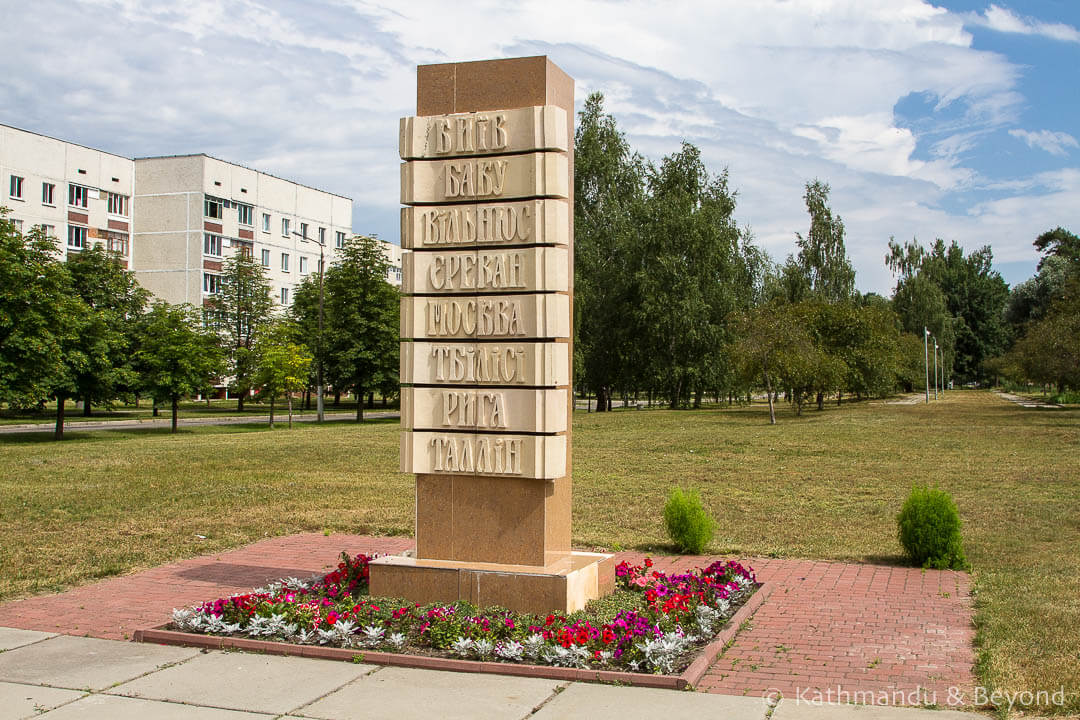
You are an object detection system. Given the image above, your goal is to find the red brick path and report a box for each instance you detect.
[0,535,974,704]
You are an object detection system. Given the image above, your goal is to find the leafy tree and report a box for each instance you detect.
[0,214,92,438]
[794,180,856,304]
[728,302,810,424]
[134,302,225,432]
[65,245,149,415]
[635,142,750,408]
[574,92,646,411]
[322,235,399,421]
[254,320,313,428]
[207,251,273,410]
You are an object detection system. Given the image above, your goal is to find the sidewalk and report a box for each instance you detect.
[0,411,398,435]
[0,534,977,718]
[0,629,973,719]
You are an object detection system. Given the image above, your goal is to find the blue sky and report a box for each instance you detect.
[1,0,1077,294]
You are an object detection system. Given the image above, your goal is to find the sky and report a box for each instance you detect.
[1,0,1077,295]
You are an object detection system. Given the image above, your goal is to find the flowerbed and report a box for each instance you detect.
[170,552,758,675]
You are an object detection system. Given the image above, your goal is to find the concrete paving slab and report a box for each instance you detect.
[532,682,772,720]
[110,650,373,715]
[0,635,199,691]
[299,666,562,720]
[771,700,972,720]
[0,628,56,651]
[34,694,274,718]
[0,681,85,719]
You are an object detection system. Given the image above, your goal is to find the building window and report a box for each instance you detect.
[281,252,289,272]
[39,224,56,239]
[262,213,270,232]
[67,225,87,249]
[237,203,253,226]
[204,197,223,219]
[12,219,23,232]
[8,175,24,200]
[335,231,345,248]
[203,273,221,295]
[42,182,55,205]
[282,218,290,237]
[299,256,308,274]
[69,184,89,208]
[237,242,253,259]
[260,248,270,267]
[107,192,129,216]
[280,287,289,305]
[107,232,129,256]
[299,222,308,240]
[318,227,326,245]
[204,233,223,257]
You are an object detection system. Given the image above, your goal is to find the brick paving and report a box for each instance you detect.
[0,535,975,704]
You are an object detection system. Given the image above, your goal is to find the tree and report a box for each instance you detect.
[728,302,810,424]
[886,237,1008,383]
[794,180,856,304]
[0,214,91,439]
[322,235,398,421]
[253,320,313,428]
[65,245,149,415]
[207,251,273,410]
[134,303,225,432]
[574,92,646,411]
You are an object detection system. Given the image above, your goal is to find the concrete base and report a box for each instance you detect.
[368,551,615,615]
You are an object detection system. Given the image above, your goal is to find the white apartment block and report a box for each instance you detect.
[1,124,134,265]
[2,123,403,307]
[133,154,353,309]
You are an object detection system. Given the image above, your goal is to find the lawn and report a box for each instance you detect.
[0,391,1076,713]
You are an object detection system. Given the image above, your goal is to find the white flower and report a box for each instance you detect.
[450,637,474,658]
[495,640,525,662]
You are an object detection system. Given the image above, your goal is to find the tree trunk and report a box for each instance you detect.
[83,397,91,417]
[269,395,275,428]
[367,391,374,408]
[152,399,159,417]
[837,391,842,406]
[382,394,388,407]
[816,391,824,411]
[764,368,776,425]
[334,390,341,407]
[356,388,365,422]
[237,391,246,412]
[54,396,66,440]
[287,394,293,428]
[206,394,211,407]
[304,389,311,410]
[171,395,179,433]
[596,386,609,412]
[134,393,140,409]
[694,388,703,409]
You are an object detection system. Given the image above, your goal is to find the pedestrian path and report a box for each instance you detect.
[0,628,973,719]
[0,411,398,434]
[0,534,976,714]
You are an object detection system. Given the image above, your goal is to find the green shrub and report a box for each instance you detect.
[897,485,968,570]
[663,487,716,554]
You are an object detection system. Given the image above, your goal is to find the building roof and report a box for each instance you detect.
[133,153,352,201]
[0,122,132,162]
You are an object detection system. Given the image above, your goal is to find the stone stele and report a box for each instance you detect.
[368,56,615,614]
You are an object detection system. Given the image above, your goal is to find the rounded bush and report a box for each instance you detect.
[897,485,968,570]
[663,487,717,554]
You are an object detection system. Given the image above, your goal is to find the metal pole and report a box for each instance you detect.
[924,327,930,404]
[316,242,325,423]
[934,341,939,400]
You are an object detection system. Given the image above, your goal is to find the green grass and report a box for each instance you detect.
[0,391,1077,713]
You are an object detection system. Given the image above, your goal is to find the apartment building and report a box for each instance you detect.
[1,124,134,265]
[2,124,403,305]
[132,154,354,308]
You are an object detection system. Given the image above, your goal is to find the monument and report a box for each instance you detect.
[368,56,615,614]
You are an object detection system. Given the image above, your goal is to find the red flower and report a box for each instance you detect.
[644,558,653,568]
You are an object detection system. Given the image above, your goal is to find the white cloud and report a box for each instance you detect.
[972,4,1080,43]
[1008,129,1079,157]
[1,0,1076,293]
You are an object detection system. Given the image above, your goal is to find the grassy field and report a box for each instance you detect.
[0,391,1076,713]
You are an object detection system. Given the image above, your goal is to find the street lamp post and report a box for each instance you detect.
[924,327,930,404]
[934,341,939,401]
